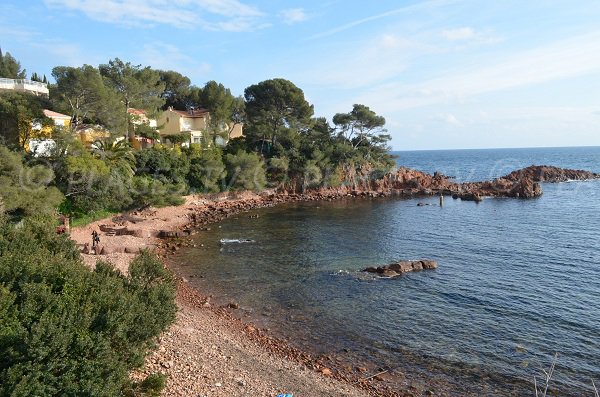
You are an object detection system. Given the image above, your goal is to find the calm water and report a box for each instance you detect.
[172,146,600,396]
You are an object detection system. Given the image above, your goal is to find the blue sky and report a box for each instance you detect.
[2,0,600,150]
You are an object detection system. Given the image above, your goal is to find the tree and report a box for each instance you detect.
[186,147,226,193]
[0,49,26,79]
[0,146,63,219]
[244,78,314,155]
[332,104,388,149]
[30,72,42,82]
[51,65,125,131]
[200,81,237,145]
[99,59,165,138]
[225,151,267,191]
[0,92,50,149]
[159,70,195,110]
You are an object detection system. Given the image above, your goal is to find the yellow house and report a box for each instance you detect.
[27,109,71,154]
[75,124,111,147]
[157,107,243,146]
[43,109,71,127]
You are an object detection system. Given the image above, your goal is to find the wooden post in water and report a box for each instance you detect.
[439,193,444,207]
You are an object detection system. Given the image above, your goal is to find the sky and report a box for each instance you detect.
[2,0,600,150]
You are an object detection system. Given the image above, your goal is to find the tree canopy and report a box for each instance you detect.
[244,78,314,154]
[51,65,124,131]
[0,49,26,79]
[99,59,165,137]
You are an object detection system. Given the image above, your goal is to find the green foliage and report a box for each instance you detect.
[99,59,166,138]
[51,65,125,132]
[0,49,26,79]
[0,146,63,218]
[52,144,132,215]
[333,104,390,151]
[131,176,185,207]
[244,78,314,155]
[225,150,267,191]
[187,147,226,193]
[0,216,176,396]
[123,373,166,397]
[200,81,237,144]
[0,92,51,149]
[135,146,190,185]
[69,209,118,228]
[159,70,195,110]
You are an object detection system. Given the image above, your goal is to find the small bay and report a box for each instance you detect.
[172,146,600,396]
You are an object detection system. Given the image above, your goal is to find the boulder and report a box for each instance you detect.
[363,260,438,277]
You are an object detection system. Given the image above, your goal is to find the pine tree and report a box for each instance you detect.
[0,48,26,79]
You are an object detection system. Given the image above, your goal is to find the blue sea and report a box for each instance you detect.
[171,146,600,396]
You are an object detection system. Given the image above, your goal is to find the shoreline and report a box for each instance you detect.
[70,165,600,396]
[72,190,409,397]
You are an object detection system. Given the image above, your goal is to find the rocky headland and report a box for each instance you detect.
[358,165,599,201]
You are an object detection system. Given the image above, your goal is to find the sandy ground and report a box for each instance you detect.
[71,193,374,397]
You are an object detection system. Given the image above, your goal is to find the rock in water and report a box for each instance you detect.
[363,260,438,277]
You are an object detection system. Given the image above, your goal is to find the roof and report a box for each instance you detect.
[43,109,70,119]
[75,124,109,132]
[127,108,147,116]
[171,108,209,118]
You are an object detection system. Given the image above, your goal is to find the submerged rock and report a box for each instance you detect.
[363,260,438,277]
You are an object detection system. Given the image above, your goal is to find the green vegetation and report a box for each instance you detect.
[0,49,26,79]
[0,49,398,396]
[0,215,176,396]
[0,48,395,217]
[69,209,119,228]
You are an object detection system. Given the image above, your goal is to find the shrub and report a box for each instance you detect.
[186,148,226,193]
[131,176,186,207]
[0,215,176,396]
[0,146,63,219]
[225,150,267,191]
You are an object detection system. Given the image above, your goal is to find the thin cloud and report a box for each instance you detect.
[43,0,265,31]
[437,113,463,126]
[137,42,212,78]
[281,8,308,25]
[442,27,475,40]
[353,31,600,112]
[308,0,461,40]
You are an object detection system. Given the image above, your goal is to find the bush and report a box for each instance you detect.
[135,146,190,185]
[0,146,64,219]
[131,176,186,207]
[186,147,226,193]
[0,215,176,396]
[225,150,267,191]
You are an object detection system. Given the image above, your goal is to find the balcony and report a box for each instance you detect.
[0,78,49,96]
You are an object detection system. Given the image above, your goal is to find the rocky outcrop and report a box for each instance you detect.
[503,165,599,183]
[363,260,438,278]
[363,165,598,201]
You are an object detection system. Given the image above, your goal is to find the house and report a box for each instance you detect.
[0,78,49,96]
[28,109,71,155]
[128,108,158,148]
[43,109,71,127]
[75,124,111,146]
[157,107,243,146]
[127,108,157,128]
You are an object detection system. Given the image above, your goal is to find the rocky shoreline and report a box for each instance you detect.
[70,164,599,397]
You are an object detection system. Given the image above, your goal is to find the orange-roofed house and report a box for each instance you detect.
[43,109,71,127]
[127,108,157,128]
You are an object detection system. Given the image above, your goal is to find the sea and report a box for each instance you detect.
[170,146,600,396]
